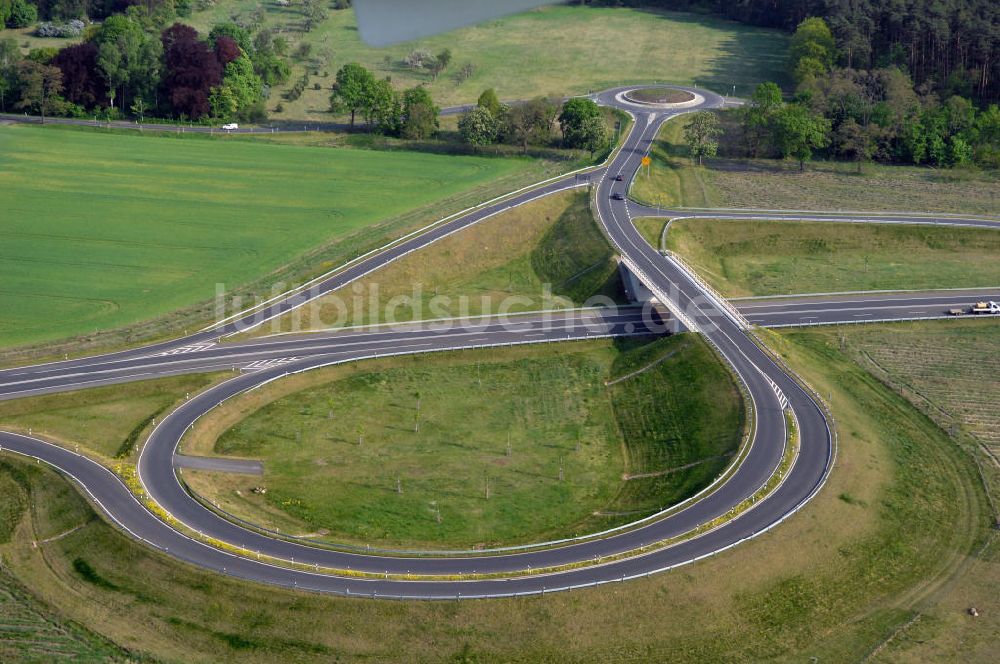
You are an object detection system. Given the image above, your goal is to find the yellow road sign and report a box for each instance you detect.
[641,156,652,167]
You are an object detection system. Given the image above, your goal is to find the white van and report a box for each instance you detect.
[221,123,239,131]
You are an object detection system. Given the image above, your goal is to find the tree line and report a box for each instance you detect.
[675,15,1000,172]
[327,61,440,139]
[0,0,291,122]
[326,61,612,155]
[573,0,999,106]
[458,93,610,155]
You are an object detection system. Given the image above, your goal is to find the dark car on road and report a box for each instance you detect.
[613,174,624,181]
[611,192,625,201]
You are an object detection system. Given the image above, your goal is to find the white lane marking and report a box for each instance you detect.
[762,375,789,410]
[151,343,217,357]
[240,357,302,372]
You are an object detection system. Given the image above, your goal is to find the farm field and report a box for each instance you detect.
[663,218,1000,297]
[0,320,993,660]
[0,124,534,352]
[181,335,744,548]
[250,190,623,336]
[183,4,788,119]
[836,319,1000,465]
[630,114,1000,216]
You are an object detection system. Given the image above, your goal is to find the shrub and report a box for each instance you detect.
[404,48,433,69]
[35,20,85,38]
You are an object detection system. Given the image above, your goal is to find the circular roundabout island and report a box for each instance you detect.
[622,87,697,105]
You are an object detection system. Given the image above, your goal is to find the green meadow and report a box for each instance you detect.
[0,125,529,350]
[183,336,744,549]
[665,218,1000,297]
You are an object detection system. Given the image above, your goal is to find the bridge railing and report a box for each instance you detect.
[663,249,752,330]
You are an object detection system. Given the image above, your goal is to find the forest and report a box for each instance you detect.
[578,0,998,105]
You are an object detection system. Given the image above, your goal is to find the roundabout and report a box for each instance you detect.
[3,84,995,598]
[613,85,705,110]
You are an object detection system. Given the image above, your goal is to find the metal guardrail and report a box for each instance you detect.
[761,314,1000,328]
[664,250,752,330]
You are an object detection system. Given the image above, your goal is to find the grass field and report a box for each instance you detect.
[630,113,1000,216]
[664,218,1000,297]
[836,319,1000,465]
[634,217,669,252]
[181,4,788,120]
[0,320,994,661]
[0,373,223,463]
[181,335,743,548]
[0,124,536,352]
[252,190,623,336]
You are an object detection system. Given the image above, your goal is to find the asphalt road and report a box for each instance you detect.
[737,289,1000,327]
[0,85,996,599]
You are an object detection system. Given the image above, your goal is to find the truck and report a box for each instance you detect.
[971,301,1000,315]
[947,301,1000,316]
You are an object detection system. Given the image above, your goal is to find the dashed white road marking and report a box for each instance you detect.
[152,343,217,357]
[241,357,301,372]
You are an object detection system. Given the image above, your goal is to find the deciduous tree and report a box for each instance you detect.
[458,105,499,146]
[401,85,438,139]
[330,62,374,129]
[557,97,601,148]
[683,111,722,165]
[14,60,62,121]
[476,87,500,118]
[772,103,831,170]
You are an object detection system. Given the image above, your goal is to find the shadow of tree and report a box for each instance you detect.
[634,9,791,96]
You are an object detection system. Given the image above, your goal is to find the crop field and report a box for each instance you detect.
[630,113,1000,216]
[0,124,532,351]
[664,218,1000,297]
[251,190,623,336]
[179,4,789,119]
[837,319,1000,463]
[181,335,743,548]
[0,319,994,661]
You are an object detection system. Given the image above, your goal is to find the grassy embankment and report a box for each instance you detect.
[630,112,1000,216]
[663,218,1000,297]
[0,123,545,356]
[0,320,994,661]
[178,335,743,549]
[0,374,224,465]
[248,190,623,336]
